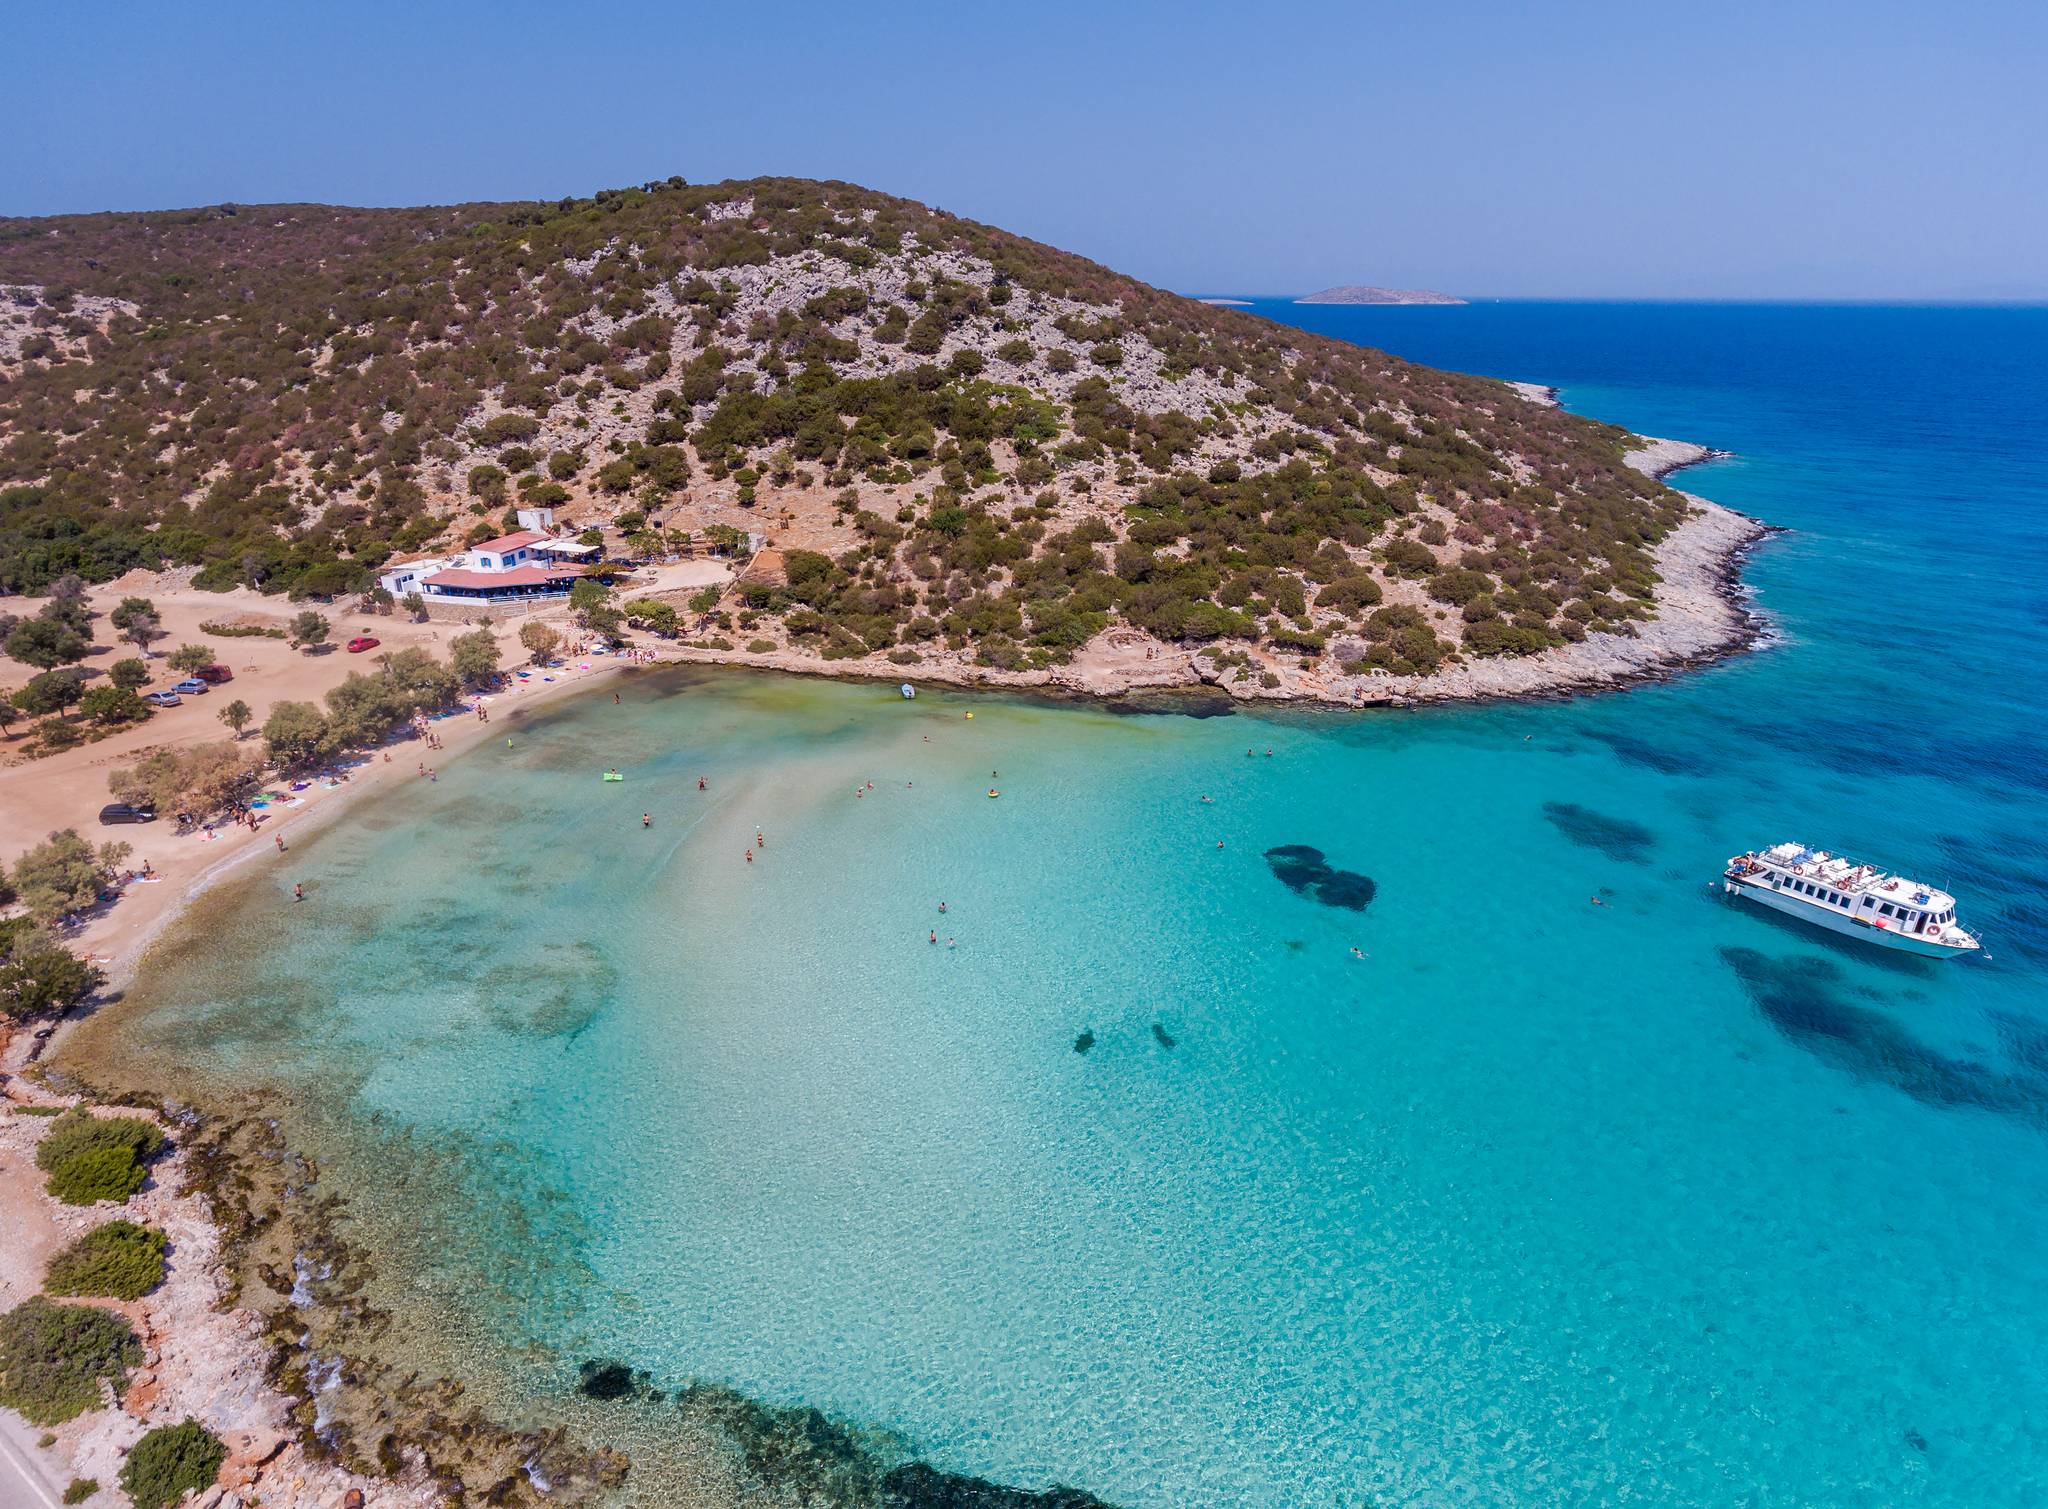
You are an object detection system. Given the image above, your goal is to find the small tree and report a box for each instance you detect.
[108,658,149,690]
[448,629,501,688]
[5,617,90,670]
[361,585,396,614]
[288,610,331,651]
[263,701,332,768]
[109,596,156,633]
[110,743,257,820]
[219,698,253,738]
[35,1111,164,1206]
[44,1221,168,1300]
[166,642,218,675]
[519,621,561,666]
[568,578,613,622]
[0,926,104,1020]
[624,600,679,637]
[9,830,123,924]
[0,1297,141,1426]
[122,612,164,658]
[402,592,427,622]
[120,1420,226,1509]
[78,685,149,727]
[0,698,18,740]
[12,669,87,720]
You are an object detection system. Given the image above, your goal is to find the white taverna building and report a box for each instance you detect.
[377,508,601,604]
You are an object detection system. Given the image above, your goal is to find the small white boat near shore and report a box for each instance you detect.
[1723,842,1980,958]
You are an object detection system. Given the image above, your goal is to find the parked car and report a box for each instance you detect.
[143,690,181,707]
[99,803,157,825]
[171,677,209,695]
[346,635,381,653]
[194,663,234,683]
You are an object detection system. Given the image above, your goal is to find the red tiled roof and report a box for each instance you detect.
[468,530,548,555]
[423,565,580,591]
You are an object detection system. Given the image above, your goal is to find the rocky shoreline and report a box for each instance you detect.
[0,1096,447,1509]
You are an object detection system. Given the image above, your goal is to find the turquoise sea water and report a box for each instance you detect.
[84,304,2048,1506]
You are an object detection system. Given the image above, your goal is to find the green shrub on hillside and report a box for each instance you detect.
[0,1297,141,1425]
[34,1110,166,1206]
[120,1420,226,1509]
[44,1220,169,1300]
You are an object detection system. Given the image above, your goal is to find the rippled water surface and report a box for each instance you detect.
[73,305,2048,1506]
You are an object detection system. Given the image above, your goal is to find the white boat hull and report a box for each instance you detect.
[1723,876,1974,957]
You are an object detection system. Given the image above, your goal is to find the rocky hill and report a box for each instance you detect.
[0,177,1694,687]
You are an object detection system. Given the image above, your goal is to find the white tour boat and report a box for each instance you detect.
[1723,842,1980,958]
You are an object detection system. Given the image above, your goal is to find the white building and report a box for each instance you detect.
[378,529,601,604]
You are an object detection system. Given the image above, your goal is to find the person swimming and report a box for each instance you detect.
[929,930,937,944]
[698,776,706,790]
[643,813,652,828]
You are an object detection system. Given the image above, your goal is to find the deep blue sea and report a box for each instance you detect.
[76,303,2048,1506]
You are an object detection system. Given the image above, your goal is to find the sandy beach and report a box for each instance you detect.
[0,580,676,993]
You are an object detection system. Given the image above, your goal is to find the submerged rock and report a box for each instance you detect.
[1151,1022,1176,1049]
[882,1461,1117,1507]
[1073,1029,1096,1055]
[1542,801,1657,863]
[576,1359,652,1402]
[1263,845,1376,911]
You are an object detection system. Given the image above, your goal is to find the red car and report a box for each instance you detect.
[346,635,381,653]
[195,663,234,683]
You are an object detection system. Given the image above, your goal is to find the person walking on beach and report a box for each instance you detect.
[756,830,765,849]
[698,776,706,790]
[275,834,286,853]
[294,883,304,903]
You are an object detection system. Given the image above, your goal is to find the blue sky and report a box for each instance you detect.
[5,0,2042,299]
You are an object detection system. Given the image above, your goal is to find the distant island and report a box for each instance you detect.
[1295,285,1466,305]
